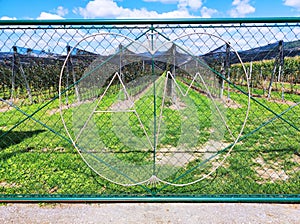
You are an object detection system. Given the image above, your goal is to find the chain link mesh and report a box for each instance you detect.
[0,20,299,200]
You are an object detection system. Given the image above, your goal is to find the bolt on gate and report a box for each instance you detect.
[0,18,299,202]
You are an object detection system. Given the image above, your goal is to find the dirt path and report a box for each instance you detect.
[0,203,299,224]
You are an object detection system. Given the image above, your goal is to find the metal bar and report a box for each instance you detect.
[150,24,157,176]
[1,195,299,203]
[0,98,71,143]
[0,17,300,26]
[0,100,153,193]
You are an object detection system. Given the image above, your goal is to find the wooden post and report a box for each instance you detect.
[267,40,284,99]
[66,45,80,103]
[225,43,231,100]
[11,46,33,103]
[10,46,17,100]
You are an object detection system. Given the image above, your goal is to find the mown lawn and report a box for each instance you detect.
[0,74,299,197]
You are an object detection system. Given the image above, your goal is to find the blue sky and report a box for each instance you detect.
[0,0,300,20]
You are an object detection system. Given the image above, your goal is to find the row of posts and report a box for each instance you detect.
[9,41,285,103]
[10,45,80,104]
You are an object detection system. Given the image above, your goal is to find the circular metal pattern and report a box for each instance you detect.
[59,32,250,186]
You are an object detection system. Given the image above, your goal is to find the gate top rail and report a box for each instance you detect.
[0,17,300,26]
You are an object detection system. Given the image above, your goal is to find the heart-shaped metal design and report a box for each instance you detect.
[59,31,250,186]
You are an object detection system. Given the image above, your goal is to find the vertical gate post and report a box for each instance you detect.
[10,46,17,100]
[66,45,80,103]
[267,40,284,99]
[11,46,33,103]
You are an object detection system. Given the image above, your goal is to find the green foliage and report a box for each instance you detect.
[231,56,300,90]
[0,72,299,197]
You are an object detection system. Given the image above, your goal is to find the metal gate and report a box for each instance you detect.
[0,18,299,202]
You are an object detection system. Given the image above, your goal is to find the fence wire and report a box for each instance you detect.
[0,19,299,202]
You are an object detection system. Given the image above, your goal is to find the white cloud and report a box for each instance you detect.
[157,8,192,18]
[33,6,68,20]
[0,16,17,20]
[37,12,64,20]
[186,0,203,10]
[119,7,193,19]
[229,0,255,17]
[75,0,124,18]
[75,0,200,18]
[144,0,202,10]
[143,0,178,3]
[200,7,218,18]
[283,0,300,10]
[56,6,69,17]
[177,0,202,10]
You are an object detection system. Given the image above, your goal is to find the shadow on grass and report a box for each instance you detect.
[0,129,45,159]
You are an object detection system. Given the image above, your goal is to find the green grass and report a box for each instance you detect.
[0,74,299,197]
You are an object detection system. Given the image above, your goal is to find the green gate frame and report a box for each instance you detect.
[0,18,299,202]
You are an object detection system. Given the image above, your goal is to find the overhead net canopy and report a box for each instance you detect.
[59,32,249,186]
